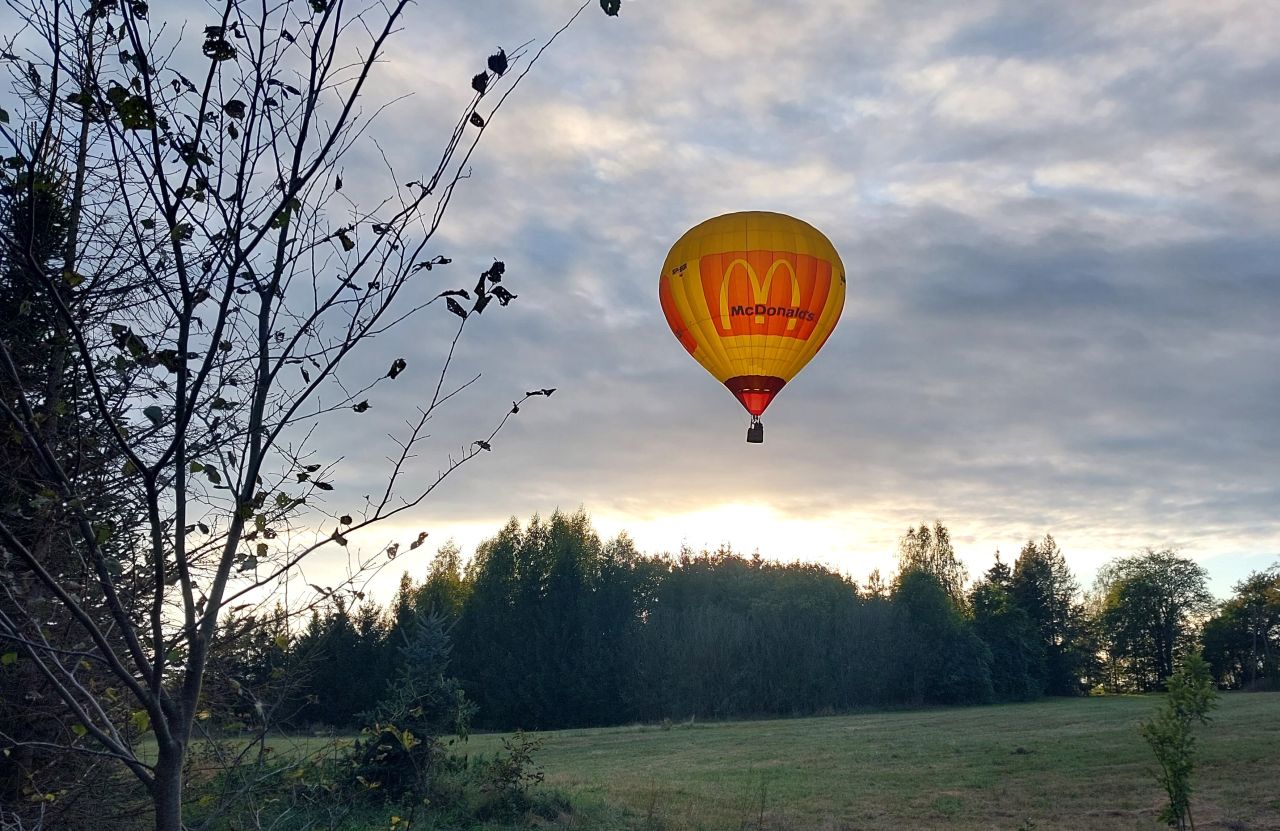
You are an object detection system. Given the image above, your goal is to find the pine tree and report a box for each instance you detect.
[1,149,140,824]
[351,612,473,799]
[970,553,1045,700]
[1012,535,1088,695]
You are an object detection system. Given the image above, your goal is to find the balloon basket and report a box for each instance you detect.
[746,418,764,444]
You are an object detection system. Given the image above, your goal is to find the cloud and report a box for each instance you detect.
[272,0,1278,599]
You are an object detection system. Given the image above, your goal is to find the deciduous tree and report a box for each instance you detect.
[1095,550,1214,691]
[0,0,602,827]
[1201,564,1279,689]
[897,521,967,608]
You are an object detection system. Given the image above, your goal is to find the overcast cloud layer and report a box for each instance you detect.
[278,0,1280,598]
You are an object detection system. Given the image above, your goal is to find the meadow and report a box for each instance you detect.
[176,693,1279,829]
[453,693,1280,830]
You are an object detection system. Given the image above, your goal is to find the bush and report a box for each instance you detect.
[342,612,475,801]
[185,731,561,831]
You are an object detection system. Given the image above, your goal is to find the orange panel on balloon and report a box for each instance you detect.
[698,251,832,342]
[659,275,698,355]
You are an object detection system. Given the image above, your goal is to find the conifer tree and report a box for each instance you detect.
[1012,535,1090,694]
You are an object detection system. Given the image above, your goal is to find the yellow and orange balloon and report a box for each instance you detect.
[659,211,845,442]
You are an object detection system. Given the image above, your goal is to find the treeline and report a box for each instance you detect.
[211,512,1280,732]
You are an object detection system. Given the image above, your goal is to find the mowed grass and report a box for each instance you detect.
[168,694,1279,829]
[454,693,1280,831]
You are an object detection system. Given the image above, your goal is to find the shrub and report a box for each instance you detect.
[1140,654,1218,830]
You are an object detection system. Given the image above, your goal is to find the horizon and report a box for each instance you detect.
[324,506,1277,607]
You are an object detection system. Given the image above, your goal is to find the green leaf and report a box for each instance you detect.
[62,269,85,288]
[269,198,300,230]
[1,652,17,666]
[112,324,150,359]
[106,84,155,130]
[130,710,150,733]
[143,405,164,426]
[71,723,88,738]
[189,461,204,473]
[205,467,221,485]
[153,349,183,373]
[202,28,236,62]
[600,0,621,15]
[94,524,112,545]
[0,107,9,124]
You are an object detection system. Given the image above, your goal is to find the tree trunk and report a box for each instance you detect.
[153,740,184,831]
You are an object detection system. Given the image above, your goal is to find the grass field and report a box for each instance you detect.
[450,693,1280,831]
[178,693,1280,830]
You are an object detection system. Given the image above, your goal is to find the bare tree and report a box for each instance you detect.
[0,0,604,828]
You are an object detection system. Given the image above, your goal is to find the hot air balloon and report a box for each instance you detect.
[659,211,845,443]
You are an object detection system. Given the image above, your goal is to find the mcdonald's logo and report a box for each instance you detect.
[698,250,832,341]
[718,258,803,331]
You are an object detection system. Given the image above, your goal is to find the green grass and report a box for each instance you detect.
[453,693,1280,830]
[171,693,1280,829]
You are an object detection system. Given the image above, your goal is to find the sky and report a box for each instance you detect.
[278,0,1280,601]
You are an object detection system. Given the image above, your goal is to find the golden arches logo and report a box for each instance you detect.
[717,258,802,332]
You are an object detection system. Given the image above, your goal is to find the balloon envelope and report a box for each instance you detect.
[659,211,845,417]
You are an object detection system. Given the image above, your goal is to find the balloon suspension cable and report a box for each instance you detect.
[746,415,764,444]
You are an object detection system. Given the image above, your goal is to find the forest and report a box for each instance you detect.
[207,512,1280,733]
